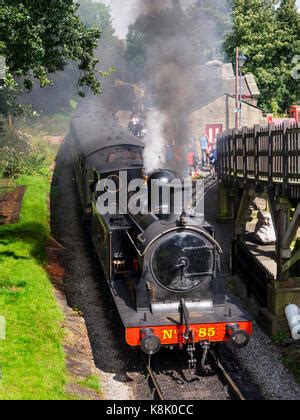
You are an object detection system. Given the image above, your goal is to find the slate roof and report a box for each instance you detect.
[245,74,261,97]
[186,63,261,114]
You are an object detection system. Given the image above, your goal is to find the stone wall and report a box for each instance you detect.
[188,95,265,140]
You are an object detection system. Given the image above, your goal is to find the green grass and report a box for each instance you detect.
[78,375,101,393]
[283,353,300,384]
[0,175,70,400]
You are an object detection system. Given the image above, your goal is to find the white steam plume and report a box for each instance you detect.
[143,110,166,174]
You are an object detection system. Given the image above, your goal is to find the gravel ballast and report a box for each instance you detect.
[51,139,137,400]
[205,176,300,400]
[51,143,299,400]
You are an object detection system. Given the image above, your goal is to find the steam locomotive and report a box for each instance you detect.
[69,97,252,371]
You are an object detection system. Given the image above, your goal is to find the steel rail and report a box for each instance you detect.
[208,349,246,401]
[143,351,246,401]
[143,356,165,401]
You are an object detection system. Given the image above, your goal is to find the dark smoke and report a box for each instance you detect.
[102,0,195,38]
[103,0,229,173]
[134,2,200,173]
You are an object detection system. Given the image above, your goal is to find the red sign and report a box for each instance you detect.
[126,322,252,346]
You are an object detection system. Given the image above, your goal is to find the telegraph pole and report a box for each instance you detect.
[235,48,247,130]
[235,48,239,130]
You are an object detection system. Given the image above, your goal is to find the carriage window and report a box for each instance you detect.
[107,147,143,163]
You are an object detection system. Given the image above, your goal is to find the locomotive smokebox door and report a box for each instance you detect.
[135,227,220,312]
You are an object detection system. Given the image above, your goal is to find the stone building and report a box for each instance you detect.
[187,61,265,142]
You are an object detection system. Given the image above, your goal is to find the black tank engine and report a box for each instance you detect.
[69,97,252,370]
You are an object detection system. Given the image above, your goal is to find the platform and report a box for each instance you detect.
[216,124,300,335]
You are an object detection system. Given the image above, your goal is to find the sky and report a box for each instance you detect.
[101,0,195,39]
[101,0,300,39]
[101,0,141,38]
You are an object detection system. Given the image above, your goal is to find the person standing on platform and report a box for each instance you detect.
[200,133,209,167]
[193,137,201,170]
[186,143,195,175]
[165,144,174,163]
[209,144,218,179]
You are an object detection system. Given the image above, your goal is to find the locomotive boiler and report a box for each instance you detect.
[69,96,252,371]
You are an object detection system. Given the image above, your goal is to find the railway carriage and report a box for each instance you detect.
[69,97,252,371]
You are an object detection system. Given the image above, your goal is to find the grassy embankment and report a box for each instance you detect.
[0,108,100,399]
[0,175,70,399]
[273,331,300,384]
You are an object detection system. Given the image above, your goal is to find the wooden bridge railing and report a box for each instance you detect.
[217,124,300,197]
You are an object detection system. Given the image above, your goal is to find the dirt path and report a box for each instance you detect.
[0,186,26,225]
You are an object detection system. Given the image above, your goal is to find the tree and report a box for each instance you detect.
[186,0,232,62]
[124,0,232,79]
[124,1,190,79]
[125,26,147,67]
[225,0,299,113]
[19,1,128,116]
[0,0,102,94]
[78,0,114,36]
[77,0,125,80]
[274,0,299,110]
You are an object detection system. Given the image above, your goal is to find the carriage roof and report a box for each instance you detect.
[71,96,144,158]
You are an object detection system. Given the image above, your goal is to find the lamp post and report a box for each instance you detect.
[238,52,247,128]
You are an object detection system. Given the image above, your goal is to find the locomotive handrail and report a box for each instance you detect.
[217,123,300,197]
[126,226,223,257]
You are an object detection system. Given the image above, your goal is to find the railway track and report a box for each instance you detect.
[143,349,246,401]
[144,356,166,401]
[208,349,246,400]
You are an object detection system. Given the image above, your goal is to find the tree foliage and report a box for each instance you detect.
[186,0,232,61]
[124,0,232,78]
[225,0,299,113]
[78,0,114,37]
[0,0,102,94]
[125,26,147,67]
[77,0,125,78]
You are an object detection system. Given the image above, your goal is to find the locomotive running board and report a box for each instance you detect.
[151,300,213,315]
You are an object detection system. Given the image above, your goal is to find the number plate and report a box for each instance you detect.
[126,322,252,346]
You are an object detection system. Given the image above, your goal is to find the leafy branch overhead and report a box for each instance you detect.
[0,0,103,94]
[225,0,299,113]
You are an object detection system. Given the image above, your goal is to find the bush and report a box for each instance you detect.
[0,124,49,179]
[2,147,48,179]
